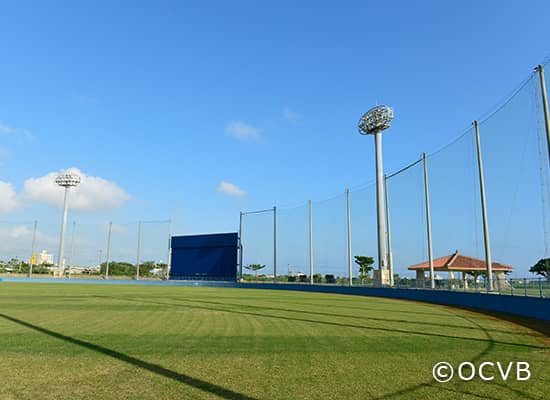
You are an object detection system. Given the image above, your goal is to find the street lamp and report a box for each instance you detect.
[358,105,394,286]
[55,172,80,276]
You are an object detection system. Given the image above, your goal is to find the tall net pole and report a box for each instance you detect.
[166,219,171,280]
[29,220,37,278]
[535,65,550,167]
[384,177,394,286]
[308,200,313,284]
[136,221,142,280]
[422,153,435,289]
[474,121,494,291]
[273,206,277,283]
[239,211,243,281]
[346,189,353,287]
[105,221,112,279]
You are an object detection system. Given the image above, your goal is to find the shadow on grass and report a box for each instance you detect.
[157,295,540,338]
[101,295,544,350]
[0,313,259,400]
[370,311,541,400]
[110,295,542,399]
[181,294,453,318]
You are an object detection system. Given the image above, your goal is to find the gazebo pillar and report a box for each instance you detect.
[416,269,425,288]
[462,272,468,289]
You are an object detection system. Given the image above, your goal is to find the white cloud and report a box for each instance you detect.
[0,121,33,140]
[217,181,246,197]
[0,181,20,213]
[0,224,58,257]
[110,223,129,234]
[0,124,15,134]
[225,121,262,140]
[283,107,299,123]
[0,146,9,164]
[22,167,130,211]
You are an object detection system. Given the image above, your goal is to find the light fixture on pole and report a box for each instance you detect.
[55,172,80,277]
[358,105,394,286]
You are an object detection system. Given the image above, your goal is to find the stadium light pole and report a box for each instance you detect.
[535,65,550,167]
[358,105,394,286]
[55,172,80,277]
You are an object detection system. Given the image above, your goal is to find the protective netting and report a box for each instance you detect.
[238,64,550,284]
[0,220,40,262]
[386,160,426,277]
[62,221,166,268]
[68,222,107,267]
[0,220,170,273]
[349,183,378,280]
[138,221,171,266]
[277,203,309,278]
[428,130,483,263]
[241,209,275,278]
[104,222,139,265]
[479,73,549,272]
[311,193,348,279]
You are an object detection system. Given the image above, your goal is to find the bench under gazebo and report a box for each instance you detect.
[408,250,513,288]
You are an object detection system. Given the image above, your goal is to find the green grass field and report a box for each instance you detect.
[0,282,547,400]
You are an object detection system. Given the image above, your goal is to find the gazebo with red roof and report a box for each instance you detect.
[408,251,513,288]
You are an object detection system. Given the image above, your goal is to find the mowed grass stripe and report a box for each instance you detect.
[0,282,547,400]
[98,293,544,350]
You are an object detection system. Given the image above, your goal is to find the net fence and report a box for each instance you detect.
[240,209,275,279]
[240,61,550,289]
[0,219,170,278]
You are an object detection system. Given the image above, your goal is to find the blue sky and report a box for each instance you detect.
[1,1,549,275]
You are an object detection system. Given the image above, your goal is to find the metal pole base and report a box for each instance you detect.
[373,269,390,287]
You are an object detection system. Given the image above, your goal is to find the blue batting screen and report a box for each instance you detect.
[169,233,238,281]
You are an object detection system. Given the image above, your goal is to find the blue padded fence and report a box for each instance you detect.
[1,278,548,321]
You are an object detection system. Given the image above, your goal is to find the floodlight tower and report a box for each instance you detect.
[358,105,394,286]
[55,172,80,276]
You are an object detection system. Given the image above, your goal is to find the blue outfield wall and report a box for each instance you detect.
[1,278,548,321]
[0,277,240,288]
[170,233,238,281]
[240,283,550,321]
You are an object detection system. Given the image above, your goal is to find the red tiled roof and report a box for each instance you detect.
[408,251,512,271]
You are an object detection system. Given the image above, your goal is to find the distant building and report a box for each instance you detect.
[39,250,54,265]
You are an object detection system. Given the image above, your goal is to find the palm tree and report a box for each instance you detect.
[244,264,266,278]
[354,256,374,285]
